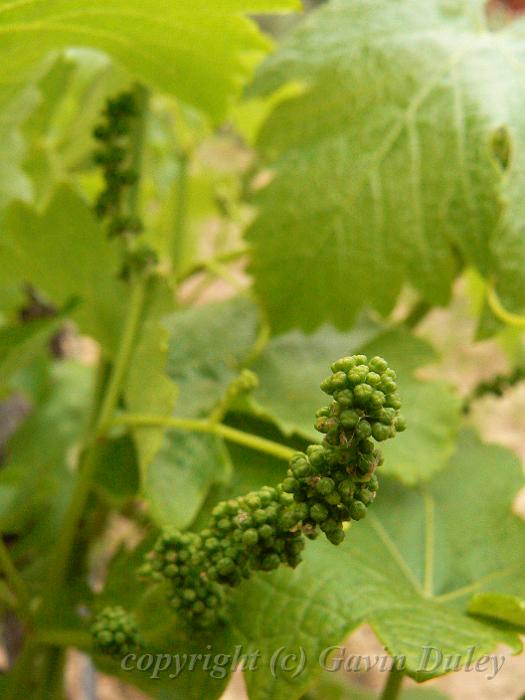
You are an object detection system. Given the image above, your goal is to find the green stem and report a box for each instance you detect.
[380,666,405,700]
[5,640,37,700]
[201,257,246,294]
[8,82,152,700]
[0,537,31,619]
[114,413,296,462]
[403,299,431,329]
[34,629,92,650]
[486,279,525,328]
[38,647,67,700]
[172,151,190,274]
[41,86,151,620]
[96,279,148,434]
[41,278,148,620]
[179,246,250,281]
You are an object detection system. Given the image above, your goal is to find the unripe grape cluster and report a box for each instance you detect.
[463,365,525,413]
[93,90,158,278]
[93,92,142,237]
[142,355,404,628]
[91,606,141,657]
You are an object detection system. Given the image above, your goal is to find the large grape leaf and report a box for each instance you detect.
[0,83,38,208]
[0,0,298,121]
[126,279,178,469]
[360,331,462,484]
[127,290,238,529]
[247,318,382,438]
[93,428,524,699]
[0,312,66,396]
[0,361,92,566]
[222,429,525,697]
[0,185,125,350]
[247,325,461,483]
[165,296,260,418]
[305,674,450,700]
[247,0,525,331]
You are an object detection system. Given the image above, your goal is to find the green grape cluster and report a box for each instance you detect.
[463,365,525,413]
[283,353,406,544]
[93,91,143,238]
[91,606,141,657]
[142,354,404,628]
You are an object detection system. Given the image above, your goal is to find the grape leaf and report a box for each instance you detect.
[248,319,382,438]
[0,185,125,350]
[143,432,232,530]
[247,0,525,331]
[96,428,523,698]
[217,429,525,697]
[0,83,38,207]
[93,539,230,700]
[126,279,178,469]
[306,674,450,700]
[21,50,128,209]
[360,331,462,484]
[468,592,525,632]
[0,361,92,565]
[0,0,299,121]
[0,312,65,395]
[165,296,259,418]
[126,285,234,529]
[92,434,140,505]
[248,325,461,483]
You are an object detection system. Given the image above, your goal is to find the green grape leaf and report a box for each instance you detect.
[126,279,178,469]
[0,360,92,565]
[0,185,126,351]
[126,283,234,529]
[143,432,232,530]
[21,50,127,208]
[94,539,230,700]
[165,296,259,418]
[247,0,525,332]
[97,428,520,698]
[0,83,39,208]
[92,434,140,505]
[360,331,462,484]
[468,592,525,632]
[248,318,382,438]
[306,674,450,700]
[248,325,461,484]
[0,311,66,395]
[0,0,299,121]
[216,429,525,697]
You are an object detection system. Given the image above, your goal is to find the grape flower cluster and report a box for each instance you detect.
[141,354,405,628]
[92,90,157,277]
[91,606,142,657]
[93,92,142,237]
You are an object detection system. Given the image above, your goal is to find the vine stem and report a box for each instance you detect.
[41,84,151,616]
[177,246,250,283]
[35,629,93,649]
[486,280,525,328]
[41,276,148,619]
[172,150,190,274]
[114,413,297,462]
[7,83,152,699]
[380,666,405,700]
[0,537,31,619]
